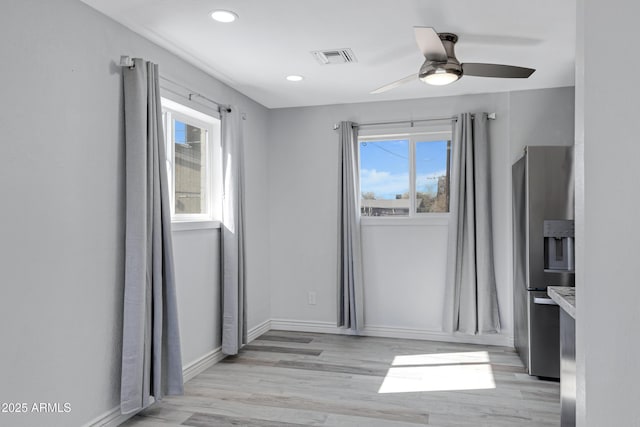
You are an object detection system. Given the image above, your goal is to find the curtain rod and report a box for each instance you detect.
[119,56,232,113]
[332,112,496,130]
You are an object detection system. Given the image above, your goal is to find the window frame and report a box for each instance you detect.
[161,97,222,226]
[358,129,452,223]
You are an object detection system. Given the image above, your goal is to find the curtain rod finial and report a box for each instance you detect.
[120,56,134,67]
[488,112,497,120]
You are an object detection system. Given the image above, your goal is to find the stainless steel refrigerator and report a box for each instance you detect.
[512,146,575,379]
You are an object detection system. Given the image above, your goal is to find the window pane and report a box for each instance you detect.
[359,139,409,216]
[174,120,207,214]
[415,140,450,213]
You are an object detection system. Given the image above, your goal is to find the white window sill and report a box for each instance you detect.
[171,220,221,232]
[360,215,450,227]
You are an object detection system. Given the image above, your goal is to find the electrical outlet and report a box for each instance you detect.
[308,291,317,305]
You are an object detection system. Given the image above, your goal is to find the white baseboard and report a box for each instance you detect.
[364,324,514,347]
[270,318,514,347]
[82,406,135,427]
[182,347,225,382]
[86,347,225,427]
[270,319,350,335]
[247,319,271,343]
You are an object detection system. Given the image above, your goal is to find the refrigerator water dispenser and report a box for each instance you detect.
[544,220,575,272]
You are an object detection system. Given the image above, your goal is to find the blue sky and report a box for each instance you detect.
[360,139,448,199]
[174,120,187,144]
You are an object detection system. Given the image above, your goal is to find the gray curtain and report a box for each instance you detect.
[445,113,500,334]
[337,121,364,332]
[221,108,247,355]
[121,58,183,414]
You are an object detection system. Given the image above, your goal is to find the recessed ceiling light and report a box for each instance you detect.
[286,75,304,82]
[211,10,238,23]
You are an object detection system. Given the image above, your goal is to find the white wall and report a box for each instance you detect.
[0,1,270,426]
[268,87,574,344]
[509,87,577,163]
[172,230,221,366]
[361,221,449,332]
[576,1,640,425]
[574,0,586,424]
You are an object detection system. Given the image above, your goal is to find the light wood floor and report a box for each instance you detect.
[121,331,559,426]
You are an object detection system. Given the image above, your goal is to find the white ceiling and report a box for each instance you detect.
[82,0,576,109]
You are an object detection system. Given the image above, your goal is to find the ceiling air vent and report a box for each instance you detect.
[311,48,357,65]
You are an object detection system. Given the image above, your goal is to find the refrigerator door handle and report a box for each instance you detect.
[534,296,559,306]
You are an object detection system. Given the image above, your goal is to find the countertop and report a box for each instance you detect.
[548,286,576,319]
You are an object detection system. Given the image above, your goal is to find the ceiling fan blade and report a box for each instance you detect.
[414,27,448,62]
[370,74,417,94]
[462,63,535,78]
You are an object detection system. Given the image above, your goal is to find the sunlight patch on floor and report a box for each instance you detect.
[378,351,496,393]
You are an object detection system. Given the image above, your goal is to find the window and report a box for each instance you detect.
[161,98,221,222]
[359,131,451,217]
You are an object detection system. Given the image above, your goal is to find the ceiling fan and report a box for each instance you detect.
[371,27,535,94]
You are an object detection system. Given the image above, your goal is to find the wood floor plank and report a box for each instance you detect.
[242,344,323,356]
[147,398,329,426]
[257,334,314,343]
[183,412,311,427]
[125,405,193,425]
[120,419,183,427]
[274,359,388,377]
[236,391,428,424]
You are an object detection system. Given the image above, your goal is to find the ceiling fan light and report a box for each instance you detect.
[421,69,460,86]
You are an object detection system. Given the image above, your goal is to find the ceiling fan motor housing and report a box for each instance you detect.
[372,27,537,93]
[419,33,463,81]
